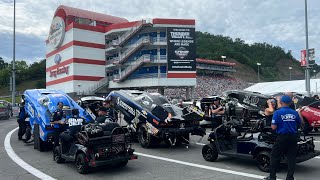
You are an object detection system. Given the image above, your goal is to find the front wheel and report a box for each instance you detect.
[256,151,271,172]
[76,153,90,174]
[202,143,218,162]
[117,160,128,167]
[53,146,65,164]
[138,123,158,148]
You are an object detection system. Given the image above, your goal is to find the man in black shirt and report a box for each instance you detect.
[17,102,27,140]
[103,100,117,122]
[59,108,84,154]
[50,102,65,147]
[95,106,113,124]
[210,98,225,131]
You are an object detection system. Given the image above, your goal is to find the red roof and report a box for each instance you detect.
[196,58,236,66]
[54,5,128,24]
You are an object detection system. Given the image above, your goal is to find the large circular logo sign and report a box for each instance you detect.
[48,16,65,49]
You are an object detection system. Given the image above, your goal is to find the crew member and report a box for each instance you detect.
[277,92,295,110]
[50,102,65,147]
[59,108,84,154]
[264,95,302,180]
[17,102,27,140]
[95,106,113,124]
[103,100,117,121]
[264,99,276,126]
[210,98,225,131]
[313,94,319,100]
[192,100,200,110]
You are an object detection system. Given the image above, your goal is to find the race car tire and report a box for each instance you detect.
[76,153,90,174]
[117,160,128,167]
[256,151,271,172]
[202,143,218,162]
[53,146,65,164]
[33,124,47,152]
[138,123,157,148]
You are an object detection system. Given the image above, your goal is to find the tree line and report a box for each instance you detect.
[0,58,45,89]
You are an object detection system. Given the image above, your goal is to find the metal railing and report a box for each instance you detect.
[115,36,151,64]
[85,77,109,94]
[114,54,151,81]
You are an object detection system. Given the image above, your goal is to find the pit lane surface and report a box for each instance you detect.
[2,119,320,180]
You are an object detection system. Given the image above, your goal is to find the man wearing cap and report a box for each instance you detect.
[264,95,302,180]
[103,100,117,121]
[95,106,113,124]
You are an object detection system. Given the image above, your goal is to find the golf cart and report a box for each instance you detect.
[202,117,320,172]
[54,122,137,174]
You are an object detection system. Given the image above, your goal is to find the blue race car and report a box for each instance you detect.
[23,89,94,151]
[107,90,206,148]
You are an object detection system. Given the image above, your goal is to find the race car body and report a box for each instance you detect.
[300,100,320,134]
[23,89,93,151]
[77,96,105,118]
[107,90,205,147]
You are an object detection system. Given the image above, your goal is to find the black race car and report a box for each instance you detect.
[106,90,205,148]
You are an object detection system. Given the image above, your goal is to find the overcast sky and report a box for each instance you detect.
[0,0,319,64]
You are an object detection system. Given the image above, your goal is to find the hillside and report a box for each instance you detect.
[196,31,306,82]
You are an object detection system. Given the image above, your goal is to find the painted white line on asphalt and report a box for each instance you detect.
[4,127,56,180]
[135,152,269,180]
[313,141,320,143]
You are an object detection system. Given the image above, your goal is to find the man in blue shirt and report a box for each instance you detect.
[264,95,301,180]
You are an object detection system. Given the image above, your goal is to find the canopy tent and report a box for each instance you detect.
[245,79,320,95]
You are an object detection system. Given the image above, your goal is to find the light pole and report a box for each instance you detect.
[304,0,311,96]
[221,56,226,62]
[289,67,292,80]
[257,63,261,82]
[12,0,16,106]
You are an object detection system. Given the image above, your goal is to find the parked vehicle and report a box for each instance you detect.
[202,118,320,172]
[107,90,206,148]
[54,122,137,174]
[77,96,106,118]
[0,100,11,120]
[23,89,94,151]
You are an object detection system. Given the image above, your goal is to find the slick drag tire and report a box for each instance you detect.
[76,153,90,174]
[33,124,40,150]
[33,124,48,152]
[202,143,218,162]
[117,160,128,167]
[256,151,271,172]
[53,146,65,164]
[138,123,158,148]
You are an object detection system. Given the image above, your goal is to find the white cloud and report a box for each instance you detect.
[0,0,320,63]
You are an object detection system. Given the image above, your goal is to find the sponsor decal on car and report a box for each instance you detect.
[146,122,159,135]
